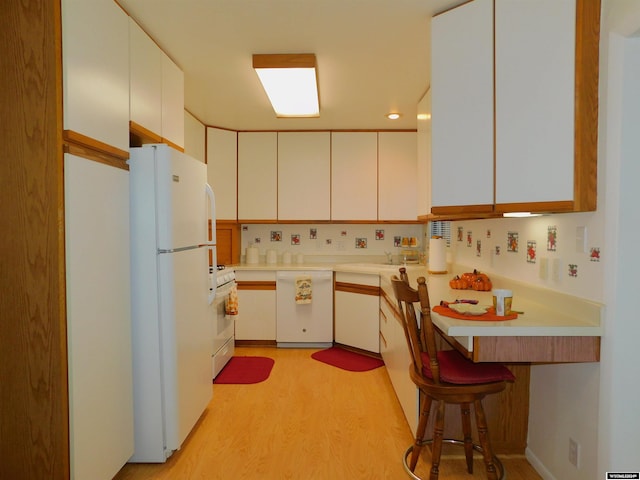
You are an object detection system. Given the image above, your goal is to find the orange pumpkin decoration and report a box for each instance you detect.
[450,270,492,291]
[449,275,470,290]
[471,272,492,291]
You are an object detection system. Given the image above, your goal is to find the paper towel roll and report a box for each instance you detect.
[246,246,259,264]
[428,237,448,274]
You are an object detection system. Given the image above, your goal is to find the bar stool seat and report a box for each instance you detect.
[391,269,515,480]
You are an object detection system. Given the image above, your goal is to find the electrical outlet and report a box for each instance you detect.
[539,257,549,279]
[569,438,580,467]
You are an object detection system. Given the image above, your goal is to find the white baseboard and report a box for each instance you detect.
[526,447,556,480]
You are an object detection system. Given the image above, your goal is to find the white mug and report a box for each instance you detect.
[492,289,513,316]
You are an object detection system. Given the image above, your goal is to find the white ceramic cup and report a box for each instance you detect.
[282,251,292,264]
[492,289,513,316]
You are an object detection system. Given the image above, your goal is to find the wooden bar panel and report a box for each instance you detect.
[423,363,530,455]
[473,336,600,363]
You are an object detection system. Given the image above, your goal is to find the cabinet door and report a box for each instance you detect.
[129,18,162,139]
[65,154,134,479]
[238,132,278,221]
[331,132,378,221]
[495,0,575,206]
[235,271,277,341]
[161,52,185,149]
[184,111,206,163]
[235,289,277,340]
[207,127,237,221]
[430,0,494,211]
[335,273,380,353]
[62,0,129,151]
[378,132,418,221]
[278,132,331,221]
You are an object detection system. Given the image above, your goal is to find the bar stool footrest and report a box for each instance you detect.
[402,439,505,480]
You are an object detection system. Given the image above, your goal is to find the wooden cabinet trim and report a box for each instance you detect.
[335,281,380,296]
[431,204,494,216]
[63,130,129,170]
[573,0,600,212]
[237,280,277,290]
[129,120,162,146]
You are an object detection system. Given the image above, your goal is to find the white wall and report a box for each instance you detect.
[598,0,640,475]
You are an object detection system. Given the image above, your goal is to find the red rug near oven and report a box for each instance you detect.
[213,356,274,384]
[311,346,384,372]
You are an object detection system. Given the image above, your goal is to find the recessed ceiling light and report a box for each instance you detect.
[387,113,401,120]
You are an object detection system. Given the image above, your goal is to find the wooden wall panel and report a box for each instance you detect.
[0,1,69,479]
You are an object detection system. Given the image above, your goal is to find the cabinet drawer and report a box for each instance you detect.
[235,270,276,283]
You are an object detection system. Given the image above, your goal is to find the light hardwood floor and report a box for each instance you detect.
[114,347,542,480]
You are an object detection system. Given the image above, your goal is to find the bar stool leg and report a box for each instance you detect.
[429,401,446,480]
[410,395,432,471]
[460,403,474,474]
[473,399,499,480]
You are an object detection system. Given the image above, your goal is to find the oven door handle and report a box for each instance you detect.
[215,281,236,300]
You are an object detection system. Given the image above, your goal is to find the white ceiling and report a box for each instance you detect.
[118,0,463,131]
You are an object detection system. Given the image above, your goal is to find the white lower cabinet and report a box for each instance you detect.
[379,281,419,435]
[65,154,133,480]
[334,272,380,353]
[234,271,276,341]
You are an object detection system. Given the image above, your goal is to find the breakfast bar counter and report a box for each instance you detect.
[378,265,603,363]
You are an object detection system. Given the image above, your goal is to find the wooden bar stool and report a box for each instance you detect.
[391,269,515,480]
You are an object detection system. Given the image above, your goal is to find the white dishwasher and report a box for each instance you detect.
[276,270,333,347]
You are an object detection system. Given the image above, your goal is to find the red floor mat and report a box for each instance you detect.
[311,346,384,372]
[213,356,274,384]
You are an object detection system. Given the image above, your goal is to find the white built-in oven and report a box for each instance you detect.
[211,265,236,379]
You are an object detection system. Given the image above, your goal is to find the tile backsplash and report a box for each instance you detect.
[240,223,424,263]
[450,212,604,302]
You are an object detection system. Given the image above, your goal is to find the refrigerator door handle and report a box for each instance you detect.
[205,183,216,244]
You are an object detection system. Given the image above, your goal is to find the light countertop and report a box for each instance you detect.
[232,261,603,339]
[378,267,603,339]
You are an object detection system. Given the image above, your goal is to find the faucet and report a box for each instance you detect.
[384,251,393,265]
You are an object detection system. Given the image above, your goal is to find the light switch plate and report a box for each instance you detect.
[539,257,549,279]
[576,226,587,253]
[552,258,562,281]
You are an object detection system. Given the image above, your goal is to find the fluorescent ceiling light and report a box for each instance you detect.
[253,54,319,117]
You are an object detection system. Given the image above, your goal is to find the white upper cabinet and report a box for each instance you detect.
[184,111,205,163]
[378,132,418,221]
[161,51,185,149]
[495,0,575,206]
[278,132,331,221]
[331,132,378,221]
[128,17,185,149]
[238,132,278,221]
[207,127,237,220]
[430,0,494,212]
[129,17,162,139]
[62,0,130,152]
[430,0,598,215]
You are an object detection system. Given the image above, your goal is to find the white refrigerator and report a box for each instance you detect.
[128,144,216,462]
